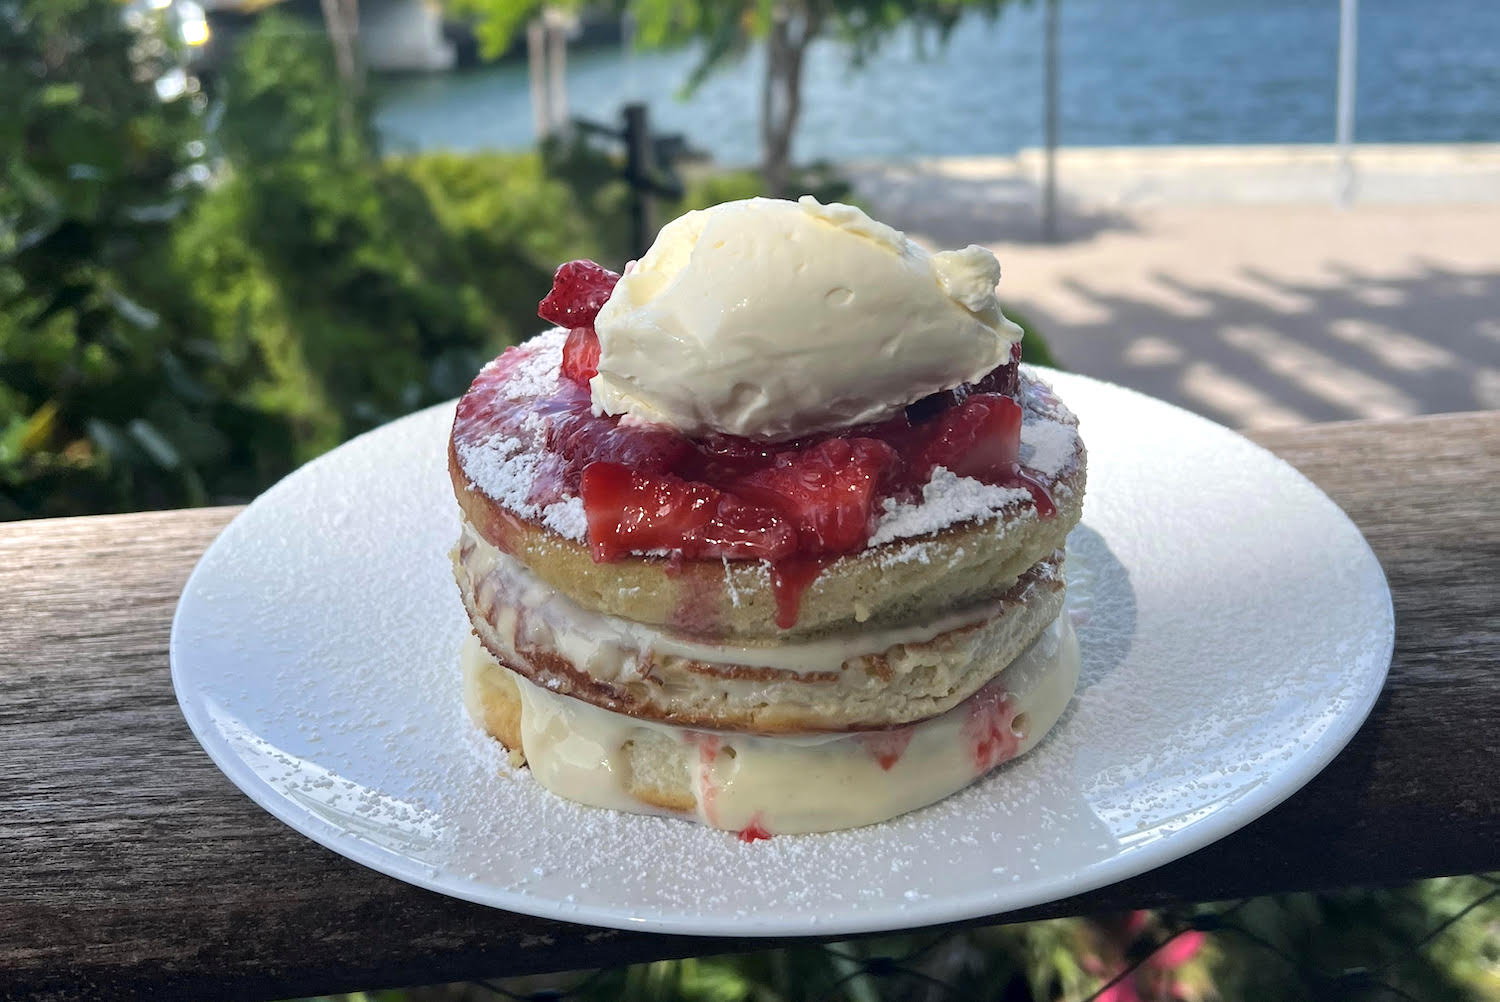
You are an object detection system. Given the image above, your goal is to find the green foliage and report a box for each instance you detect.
[669,160,855,214]
[176,14,603,458]
[444,0,562,61]
[0,0,232,517]
[180,16,486,453]
[295,878,1500,1002]
[2,7,617,518]
[2,1,1052,525]
[1209,877,1500,1001]
[451,0,1015,87]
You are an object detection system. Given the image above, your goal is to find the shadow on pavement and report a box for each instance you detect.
[1028,262,1500,429]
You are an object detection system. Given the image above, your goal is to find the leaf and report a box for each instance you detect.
[104,286,160,330]
[127,418,180,470]
[86,418,135,466]
[0,415,28,466]
[39,83,83,107]
[8,158,61,215]
[33,283,91,326]
[122,197,186,224]
[18,399,60,454]
[158,348,213,405]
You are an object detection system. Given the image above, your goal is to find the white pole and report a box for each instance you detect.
[1336,0,1358,205]
[546,9,569,134]
[1042,0,1059,241]
[527,18,548,139]
[622,10,637,101]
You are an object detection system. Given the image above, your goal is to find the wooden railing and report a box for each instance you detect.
[2,411,1497,1002]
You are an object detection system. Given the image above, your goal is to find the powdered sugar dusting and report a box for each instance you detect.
[869,470,1030,546]
[542,495,587,539]
[455,330,586,540]
[502,329,565,399]
[865,369,1083,546]
[458,437,587,541]
[1021,420,1076,479]
[454,335,1082,551]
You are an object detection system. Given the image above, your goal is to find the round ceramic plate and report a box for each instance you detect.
[170,369,1393,937]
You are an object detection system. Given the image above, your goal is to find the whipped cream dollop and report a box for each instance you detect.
[590,196,1023,440]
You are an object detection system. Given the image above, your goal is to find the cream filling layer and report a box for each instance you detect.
[459,520,1007,675]
[461,615,1079,835]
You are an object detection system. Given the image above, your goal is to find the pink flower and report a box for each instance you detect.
[1096,978,1144,1002]
[1149,930,1206,971]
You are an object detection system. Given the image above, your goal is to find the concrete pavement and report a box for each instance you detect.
[849,145,1500,430]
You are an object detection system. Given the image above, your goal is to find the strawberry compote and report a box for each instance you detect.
[457,260,1056,627]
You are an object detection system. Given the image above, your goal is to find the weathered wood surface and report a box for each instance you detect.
[2,411,1497,1002]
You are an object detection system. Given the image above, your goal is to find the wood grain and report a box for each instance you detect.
[2,411,1497,1002]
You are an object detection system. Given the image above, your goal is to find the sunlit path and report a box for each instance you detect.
[860,174,1500,430]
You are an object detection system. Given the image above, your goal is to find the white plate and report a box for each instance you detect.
[171,370,1393,937]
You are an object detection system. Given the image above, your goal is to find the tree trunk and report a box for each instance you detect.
[319,0,363,142]
[760,3,816,197]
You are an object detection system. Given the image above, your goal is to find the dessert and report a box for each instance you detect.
[449,197,1086,837]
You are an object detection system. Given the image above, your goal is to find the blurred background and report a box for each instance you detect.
[2,1,1496,999]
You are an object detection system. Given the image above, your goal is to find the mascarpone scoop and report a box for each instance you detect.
[590,196,1023,440]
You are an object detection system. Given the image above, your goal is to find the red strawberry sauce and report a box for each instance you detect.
[458,260,1056,629]
[962,683,1024,772]
[737,814,774,843]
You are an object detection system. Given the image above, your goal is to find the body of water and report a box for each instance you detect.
[374,0,1500,164]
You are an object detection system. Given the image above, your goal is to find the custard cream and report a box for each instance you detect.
[461,614,1079,835]
[591,196,1023,440]
[455,521,1064,731]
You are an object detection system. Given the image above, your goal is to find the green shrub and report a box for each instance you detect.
[2,7,622,518]
[2,6,1048,522]
[670,160,856,215]
[172,15,625,462]
[0,0,238,517]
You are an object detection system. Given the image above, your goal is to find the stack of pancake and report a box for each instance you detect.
[449,330,1086,837]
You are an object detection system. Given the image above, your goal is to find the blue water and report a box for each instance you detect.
[374,0,1500,164]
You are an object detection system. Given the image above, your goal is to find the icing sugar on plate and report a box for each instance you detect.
[171,371,1393,936]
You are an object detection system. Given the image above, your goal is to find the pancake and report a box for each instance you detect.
[448,329,1086,641]
[460,614,1081,835]
[455,516,1066,731]
[447,322,1087,835]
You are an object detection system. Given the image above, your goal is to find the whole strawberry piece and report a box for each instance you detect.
[560,327,602,386]
[538,260,621,329]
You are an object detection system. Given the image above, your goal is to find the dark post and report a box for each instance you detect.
[623,102,654,259]
[1042,0,1059,242]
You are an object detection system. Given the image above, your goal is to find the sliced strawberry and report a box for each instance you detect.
[702,493,799,560]
[963,684,1021,771]
[971,342,1023,398]
[579,462,795,562]
[547,408,692,483]
[732,438,898,553]
[538,260,620,328]
[918,393,1022,484]
[680,432,780,482]
[560,326,601,386]
[905,345,1022,425]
